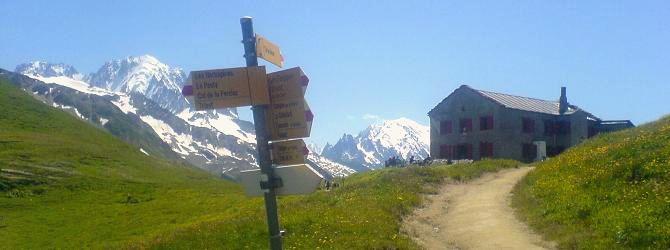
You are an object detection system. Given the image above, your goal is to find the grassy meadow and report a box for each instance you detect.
[513,115,670,249]
[1,77,522,249]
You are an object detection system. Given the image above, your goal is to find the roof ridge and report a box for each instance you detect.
[475,88,559,104]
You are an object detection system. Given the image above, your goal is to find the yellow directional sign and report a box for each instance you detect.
[265,67,312,141]
[190,66,269,110]
[267,67,307,102]
[256,34,284,68]
[267,98,312,141]
[271,139,308,166]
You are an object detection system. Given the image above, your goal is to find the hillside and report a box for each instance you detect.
[0,76,246,248]
[513,115,670,248]
[0,79,520,248]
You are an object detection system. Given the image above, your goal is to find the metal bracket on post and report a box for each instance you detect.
[260,177,283,190]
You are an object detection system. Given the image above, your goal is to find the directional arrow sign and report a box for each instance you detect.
[271,139,308,166]
[256,34,284,68]
[267,67,308,102]
[239,164,323,197]
[265,67,313,141]
[267,98,313,141]
[183,66,270,110]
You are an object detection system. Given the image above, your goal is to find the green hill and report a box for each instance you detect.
[1,75,521,248]
[0,76,248,248]
[513,115,670,249]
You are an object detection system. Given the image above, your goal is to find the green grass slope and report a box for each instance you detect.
[133,159,521,249]
[513,116,670,249]
[0,77,246,248]
[1,75,522,248]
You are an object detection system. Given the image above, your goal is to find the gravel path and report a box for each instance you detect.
[402,166,554,250]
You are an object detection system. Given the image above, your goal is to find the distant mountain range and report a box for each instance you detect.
[10,55,429,178]
[322,118,430,171]
[12,55,352,179]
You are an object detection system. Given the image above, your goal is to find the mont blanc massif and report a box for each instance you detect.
[10,55,429,179]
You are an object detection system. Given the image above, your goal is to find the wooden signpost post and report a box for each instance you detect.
[181,17,319,250]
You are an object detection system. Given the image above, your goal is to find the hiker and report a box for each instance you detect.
[409,156,415,164]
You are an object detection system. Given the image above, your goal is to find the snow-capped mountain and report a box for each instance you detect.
[86,55,195,114]
[13,55,354,179]
[15,61,83,79]
[322,118,430,171]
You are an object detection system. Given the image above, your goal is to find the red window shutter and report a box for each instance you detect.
[440,120,452,134]
[523,118,535,133]
[479,142,486,158]
[487,116,493,130]
[466,144,473,159]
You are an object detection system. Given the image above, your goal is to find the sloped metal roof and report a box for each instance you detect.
[475,89,576,115]
[429,85,600,120]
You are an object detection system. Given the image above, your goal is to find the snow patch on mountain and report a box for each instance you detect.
[15,55,355,179]
[87,55,191,113]
[177,110,256,145]
[322,118,429,171]
[16,61,82,79]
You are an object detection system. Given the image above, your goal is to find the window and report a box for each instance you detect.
[544,120,555,136]
[459,118,472,133]
[480,116,494,131]
[522,143,537,161]
[456,143,473,159]
[479,142,493,158]
[557,121,571,135]
[522,118,535,133]
[439,144,454,159]
[440,120,452,134]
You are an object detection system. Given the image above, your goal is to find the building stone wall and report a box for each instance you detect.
[429,87,591,162]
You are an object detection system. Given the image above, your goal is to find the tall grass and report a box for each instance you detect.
[136,159,521,249]
[513,116,670,249]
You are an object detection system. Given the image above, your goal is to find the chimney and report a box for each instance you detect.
[559,86,568,115]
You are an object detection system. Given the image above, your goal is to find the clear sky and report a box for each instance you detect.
[2,1,669,146]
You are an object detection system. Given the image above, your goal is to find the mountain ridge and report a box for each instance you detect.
[322,117,430,171]
[12,55,355,178]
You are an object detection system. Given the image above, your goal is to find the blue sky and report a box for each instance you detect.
[1,1,669,146]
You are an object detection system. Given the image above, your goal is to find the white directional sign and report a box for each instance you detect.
[239,164,324,197]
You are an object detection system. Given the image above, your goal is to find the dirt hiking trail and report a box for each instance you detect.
[403,166,555,250]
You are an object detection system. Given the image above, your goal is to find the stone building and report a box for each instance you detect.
[428,85,633,162]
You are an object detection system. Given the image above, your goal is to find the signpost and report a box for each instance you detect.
[271,139,308,166]
[181,17,322,250]
[239,164,323,197]
[266,67,313,141]
[189,66,270,110]
[256,34,284,68]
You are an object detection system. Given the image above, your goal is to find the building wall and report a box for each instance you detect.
[429,89,590,162]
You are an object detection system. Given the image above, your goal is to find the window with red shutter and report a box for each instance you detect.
[544,120,554,136]
[479,142,493,158]
[460,118,472,133]
[480,116,493,131]
[522,118,535,133]
[440,120,452,134]
[440,145,454,159]
[466,144,473,159]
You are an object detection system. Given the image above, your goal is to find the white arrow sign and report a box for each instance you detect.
[239,164,324,197]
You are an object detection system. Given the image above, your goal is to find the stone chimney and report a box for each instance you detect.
[559,86,568,115]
